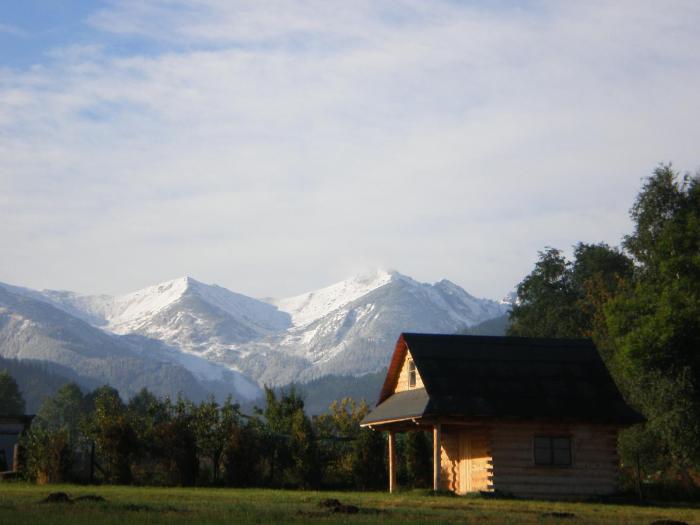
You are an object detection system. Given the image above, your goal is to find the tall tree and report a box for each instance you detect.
[289,408,320,488]
[195,396,241,483]
[351,427,386,490]
[0,370,26,415]
[87,385,138,484]
[260,386,306,486]
[36,382,87,444]
[605,166,700,476]
[508,243,632,338]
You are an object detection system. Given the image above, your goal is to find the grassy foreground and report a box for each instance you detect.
[0,484,698,525]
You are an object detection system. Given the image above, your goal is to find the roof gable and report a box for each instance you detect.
[377,335,409,404]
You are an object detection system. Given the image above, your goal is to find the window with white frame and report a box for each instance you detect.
[408,359,416,388]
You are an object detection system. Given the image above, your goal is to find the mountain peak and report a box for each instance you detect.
[274,269,397,327]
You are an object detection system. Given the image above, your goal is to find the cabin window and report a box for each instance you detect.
[408,359,417,388]
[534,436,572,466]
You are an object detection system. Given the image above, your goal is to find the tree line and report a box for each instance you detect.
[0,371,431,489]
[508,165,700,497]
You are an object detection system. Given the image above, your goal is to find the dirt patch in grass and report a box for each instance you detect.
[40,492,107,505]
[541,511,576,519]
[40,492,73,504]
[317,498,383,515]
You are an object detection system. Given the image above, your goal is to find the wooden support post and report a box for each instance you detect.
[433,423,442,492]
[12,444,20,472]
[388,431,397,494]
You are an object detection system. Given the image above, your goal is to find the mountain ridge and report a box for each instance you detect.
[0,270,509,399]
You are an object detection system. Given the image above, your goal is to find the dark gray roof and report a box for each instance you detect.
[361,388,430,424]
[361,334,643,426]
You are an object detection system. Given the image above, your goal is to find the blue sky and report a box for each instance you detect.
[2,1,101,67]
[1,1,699,299]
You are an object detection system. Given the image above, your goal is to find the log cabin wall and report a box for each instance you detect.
[490,422,620,499]
[439,426,460,491]
[394,351,424,393]
[462,426,492,493]
[439,425,493,494]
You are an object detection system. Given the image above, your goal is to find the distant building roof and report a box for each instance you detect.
[361,333,643,426]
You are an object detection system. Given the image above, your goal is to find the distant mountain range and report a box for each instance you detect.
[0,270,510,406]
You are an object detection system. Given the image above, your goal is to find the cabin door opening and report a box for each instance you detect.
[458,433,472,494]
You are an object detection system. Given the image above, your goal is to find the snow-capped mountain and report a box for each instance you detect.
[264,270,508,381]
[0,270,508,398]
[0,285,260,401]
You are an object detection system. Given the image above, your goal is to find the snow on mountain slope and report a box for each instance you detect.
[7,277,291,353]
[272,269,394,327]
[0,284,261,400]
[82,276,291,336]
[0,271,509,390]
[260,270,510,383]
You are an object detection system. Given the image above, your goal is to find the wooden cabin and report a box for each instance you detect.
[0,415,33,474]
[360,333,643,499]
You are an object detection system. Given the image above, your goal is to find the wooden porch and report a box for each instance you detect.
[367,417,492,494]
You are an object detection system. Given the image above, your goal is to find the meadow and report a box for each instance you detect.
[0,484,698,525]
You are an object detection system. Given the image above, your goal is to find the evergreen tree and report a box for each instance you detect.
[0,370,26,415]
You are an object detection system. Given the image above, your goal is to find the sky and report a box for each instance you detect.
[1,1,699,300]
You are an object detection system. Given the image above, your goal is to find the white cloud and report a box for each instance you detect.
[1,1,699,299]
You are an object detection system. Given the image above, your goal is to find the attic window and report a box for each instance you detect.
[534,436,572,466]
[408,359,416,388]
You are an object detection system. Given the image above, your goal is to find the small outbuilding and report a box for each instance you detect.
[360,333,642,499]
[0,414,33,474]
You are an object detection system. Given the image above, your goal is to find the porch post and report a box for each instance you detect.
[433,423,442,491]
[12,444,20,472]
[388,431,397,493]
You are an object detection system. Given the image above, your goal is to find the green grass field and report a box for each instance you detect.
[0,484,698,525]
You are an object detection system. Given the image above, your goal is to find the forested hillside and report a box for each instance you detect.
[0,356,97,412]
[291,371,387,416]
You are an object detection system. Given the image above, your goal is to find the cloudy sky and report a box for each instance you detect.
[1,1,699,300]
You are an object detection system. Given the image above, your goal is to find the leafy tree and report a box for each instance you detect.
[259,386,306,486]
[128,388,170,433]
[314,398,368,486]
[351,427,386,490]
[194,396,241,483]
[151,397,199,486]
[87,385,138,484]
[0,370,26,415]
[508,243,632,338]
[222,418,264,487]
[403,431,431,488]
[23,426,72,484]
[605,166,700,480]
[36,383,87,445]
[289,408,320,488]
